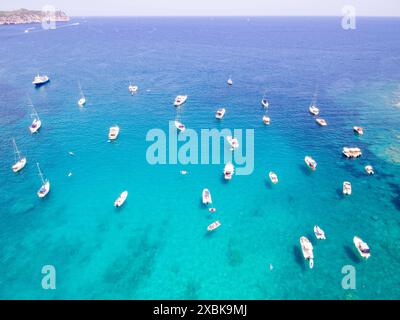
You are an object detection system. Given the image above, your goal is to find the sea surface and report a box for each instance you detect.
[0,17,400,299]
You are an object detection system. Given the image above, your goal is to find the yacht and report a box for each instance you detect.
[314,226,326,240]
[208,220,221,231]
[174,120,186,132]
[226,136,239,149]
[29,106,42,134]
[316,118,327,126]
[343,181,352,195]
[32,74,49,86]
[128,83,138,94]
[215,108,226,119]
[342,147,362,158]
[36,162,50,198]
[300,236,314,269]
[309,104,319,116]
[353,126,364,135]
[114,191,128,207]
[227,78,233,86]
[11,138,27,173]
[304,156,317,170]
[353,236,371,259]
[262,115,270,125]
[174,95,188,107]
[224,162,234,180]
[202,188,212,205]
[365,165,374,175]
[108,126,120,140]
[269,171,278,184]
[261,96,269,108]
[78,82,86,106]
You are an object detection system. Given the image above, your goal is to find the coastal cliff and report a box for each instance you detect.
[0,8,69,25]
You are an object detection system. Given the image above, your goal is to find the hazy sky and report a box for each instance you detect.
[1,0,399,16]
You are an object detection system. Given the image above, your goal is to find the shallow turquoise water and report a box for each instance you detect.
[0,17,399,299]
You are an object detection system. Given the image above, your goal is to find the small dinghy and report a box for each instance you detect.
[262,115,270,125]
[269,171,278,184]
[227,78,233,86]
[309,105,319,116]
[365,165,374,175]
[305,156,317,171]
[300,236,314,269]
[108,126,120,140]
[224,162,234,180]
[342,147,362,158]
[316,118,327,126]
[226,136,239,149]
[114,191,128,207]
[174,95,188,107]
[174,120,186,132]
[207,220,221,231]
[353,126,364,135]
[343,181,352,195]
[314,225,326,240]
[202,188,212,205]
[215,108,226,119]
[128,83,138,94]
[209,208,216,213]
[353,236,371,259]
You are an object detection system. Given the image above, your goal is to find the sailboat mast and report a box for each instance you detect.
[36,162,45,184]
[12,138,21,162]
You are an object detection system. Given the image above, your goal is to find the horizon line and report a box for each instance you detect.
[67,15,400,18]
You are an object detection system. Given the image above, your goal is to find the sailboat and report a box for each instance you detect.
[77,82,86,107]
[309,93,319,116]
[261,91,269,108]
[36,162,50,198]
[29,104,42,134]
[11,138,27,173]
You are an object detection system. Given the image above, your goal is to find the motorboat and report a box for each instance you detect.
[353,236,371,259]
[180,170,188,175]
[32,74,49,86]
[300,236,314,269]
[202,188,212,205]
[227,78,233,86]
[36,162,50,198]
[174,95,188,107]
[269,171,278,184]
[78,97,86,107]
[209,208,216,213]
[353,126,364,135]
[11,138,27,173]
[314,225,326,240]
[114,191,128,207]
[128,83,138,94]
[226,136,239,149]
[224,162,234,180]
[316,118,327,126]
[262,115,270,125]
[343,181,352,195]
[215,108,226,119]
[108,126,120,140]
[365,165,374,175]
[342,147,362,158]
[304,156,317,170]
[207,220,221,231]
[309,104,319,116]
[174,120,186,132]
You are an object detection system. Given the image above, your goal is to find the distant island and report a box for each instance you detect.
[0,8,69,25]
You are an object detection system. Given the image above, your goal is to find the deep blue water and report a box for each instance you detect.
[0,17,400,299]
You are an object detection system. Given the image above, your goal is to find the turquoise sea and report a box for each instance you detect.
[0,17,399,299]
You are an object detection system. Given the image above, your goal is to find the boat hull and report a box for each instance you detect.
[12,158,27,173]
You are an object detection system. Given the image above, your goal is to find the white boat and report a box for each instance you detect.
[304,156,317,171]
[174,120,186,132]
[300,236,314,269]
[365,165,374,175]
[269,171,278,184]
[316,118,327,126]
[202,188,212,205]
[174,95,188,107]
[29,106,42,134]
[215,108,226,119]
[226,136,239,149]
[36,162,50,198]
[180,170,188,175]
[224,162,234,180]
[11,138,27,173]
[227,78,233,86]
[262,115,270,125]
[261,98,269,108]
[309,104,319,116]
[314,225,326,240]
[343,181,352,195]
[128,83,138,94]
[108,126,120,140]
[353,236,371,259]
[353,126,364,135]
[114,191,128,207]
[207,220,221,231]
[342,147,362,158]
[78,82,86,106]
[209,208,216,213]
[32,74,49,86]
